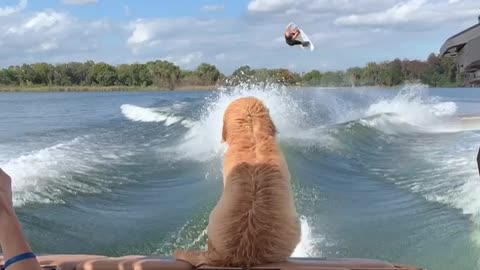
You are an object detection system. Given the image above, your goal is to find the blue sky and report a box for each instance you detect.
[0,0,478,74]
[23,0,250,20]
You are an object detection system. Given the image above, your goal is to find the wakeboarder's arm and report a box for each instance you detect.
[0,169,42,270]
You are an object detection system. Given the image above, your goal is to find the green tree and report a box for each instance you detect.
[0,67,19,85]
[146,60,181,89]
[180,70,202,86]
[116,63,151,86]
[31,63,56,85]
[0,52,467,89]
[346,67,362,86]
[231,65,255,84]
[88,62,117,86]
[117,64,134,86]
[18,64,36,85]
[388,59,404,86]
[321,71,345,86]
[440,57,459,86]
[401,59,427,82]
[273,68,300,85]
[302,70,323,86]
[419,53,460,87]
[195,63,220,85]
[361,62,381,86]
[65,62,91,85]
[53,64,71,86]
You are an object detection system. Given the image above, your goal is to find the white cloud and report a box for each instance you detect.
[24,11,69,32]
[127,18,216,48]
[0,9,115,66]
[123,14,386,73]
[127,20,151,45]
[125,17,247,70]
[248,0,294,12]
[0,0,27,17]
[335,0,478,29]
[164,52,204,69]
[247,0,477,31]
[335,0,427,26]
[62,0,97,5]
[124,0,480,74]
[247,0,398,15]
[201,5,225,12]
[1,0,479,75]
[4,11,72,52]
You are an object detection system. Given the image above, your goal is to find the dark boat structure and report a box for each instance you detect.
[0,254,424,270]
[440,16,480,87]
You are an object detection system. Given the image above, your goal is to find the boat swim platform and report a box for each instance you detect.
[0,254,424,270]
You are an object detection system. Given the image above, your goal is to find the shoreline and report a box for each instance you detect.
[0,85,217,93]
[0,84,475,93]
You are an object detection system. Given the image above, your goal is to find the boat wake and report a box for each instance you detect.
[121,104,194,128]
[1,135,137,206]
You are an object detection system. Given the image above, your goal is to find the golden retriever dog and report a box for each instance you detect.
[175,97,301,268]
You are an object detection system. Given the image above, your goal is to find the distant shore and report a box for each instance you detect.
[0,85,217,92]
[0,84,473,93]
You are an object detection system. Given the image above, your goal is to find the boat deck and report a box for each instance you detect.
[0,254,423,270]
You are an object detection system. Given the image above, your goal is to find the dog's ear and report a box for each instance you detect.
[269,118,277,135]
[266,109,277,135]
[221,118,227,143]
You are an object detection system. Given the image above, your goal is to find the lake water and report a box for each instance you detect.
[1,84,480,270]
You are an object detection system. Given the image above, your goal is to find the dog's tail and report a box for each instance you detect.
[174,250,209,267]
[175,248,227,268]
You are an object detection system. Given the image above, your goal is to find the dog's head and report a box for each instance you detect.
[221,97,277,143]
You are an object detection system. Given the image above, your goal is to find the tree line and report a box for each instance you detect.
[0,53,462,89]
[0,60,221,90]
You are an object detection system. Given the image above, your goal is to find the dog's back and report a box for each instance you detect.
[206,161,300,267]
[175,97,300,268]
[207,97,300,267]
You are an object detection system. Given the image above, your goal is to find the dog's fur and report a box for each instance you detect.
[175,97,300,268]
